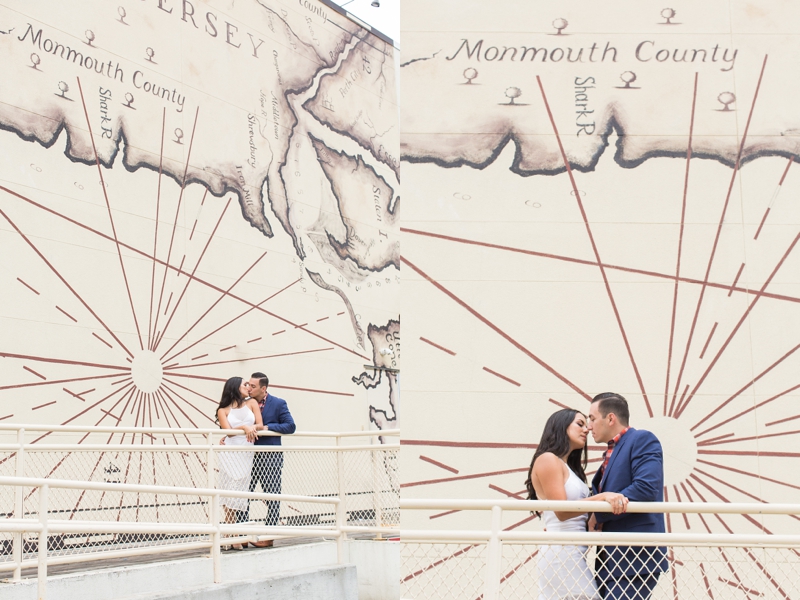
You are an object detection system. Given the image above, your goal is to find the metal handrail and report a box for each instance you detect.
[401,499,800,600]
[0,475,399,599]
[0,424,399,437]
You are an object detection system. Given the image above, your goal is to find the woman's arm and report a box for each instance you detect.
[248,399,264,435]
[532,453,582,521]
[217,407,257,442]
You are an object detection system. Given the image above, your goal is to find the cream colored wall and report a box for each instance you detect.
[402,0,800,547]
[0,0,399,438]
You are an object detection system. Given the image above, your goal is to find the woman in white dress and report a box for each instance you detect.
[525,408,629,600]
[215,376,264,549]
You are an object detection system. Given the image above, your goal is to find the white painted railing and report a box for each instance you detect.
[0,425,398,596]
[0,476,363,599]
[401,499,800,600]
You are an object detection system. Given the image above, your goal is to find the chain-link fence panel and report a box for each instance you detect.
[402,542,800,600]
[402,542,488,600]
[341,447,399,528]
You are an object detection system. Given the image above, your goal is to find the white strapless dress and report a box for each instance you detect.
[538,468,600,600]
[218,406,255,511]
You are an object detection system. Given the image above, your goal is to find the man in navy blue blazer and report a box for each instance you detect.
[587,392,668,599]
[246,371,295,547]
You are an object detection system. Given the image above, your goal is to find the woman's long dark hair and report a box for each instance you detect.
[214,376,245,424]
[524,408,588,502]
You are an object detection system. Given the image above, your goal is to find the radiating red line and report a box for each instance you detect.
[273,329,286,335]
[419,455,459,474]
[672,485,690,529]
[0,186,367,361]
[548,398,570,410]
[23,366,46,380]
[55,306,77,322]
[663,487,679,600]
[191,354,208,361]
[695,433,734,445]
[164,347,332,371]
[497,548,539,587]
[690,474,800,600]
[726,263,746,297]
[154,192,225,350]
[189,219,198,240]
[419,336,456,356]
[429,509,460,520]
[693,364,800,435]
[779,156,794,185]
[151,106,200,351]
[401,467,527,488]
[488,485,525,499]
[0,414,13,421]
[316,317,328,322]
[158,376,217,405]
[699,563,714,599]
[0,206,134,357]
[158,385,200,428]
[91,332,113,348]
[219,345,236,352]
[147,108,167,350]
[698,322,718,360]
[1,351,129,371]
[753,207,771,241]
[159,279,301,362]
[0,371,130,392]
[403,256,589,400]
[698,449,800,457]
[163,373,354,396]
[77,77,143,350]
[402,439,539,449]
[159,251,267,359]
[718,578,762,597]
[17,277,39,295]
[32,400,56,410]
[538,76,652,416]
[669,384,689,418]
[678,227,800,418]
[247,337,262,343]
[402,227,800,305]
[693,468,798,515]
[66,380,134,426]
[482,366,520,387]
[765,413,800,427]
[402,514,536,583]
[697,428,800,446]
[670,56,768,413]
[163,292,173,317]
[63,388,86,401]
[664,72,698,417]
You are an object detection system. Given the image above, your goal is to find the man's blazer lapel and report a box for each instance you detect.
[599,428,634,491]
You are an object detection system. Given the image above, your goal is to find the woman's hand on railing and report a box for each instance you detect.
[243,425,257,443]
[592,492,629,515]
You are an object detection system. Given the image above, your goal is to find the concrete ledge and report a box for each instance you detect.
[116,565,357,600]
[0,540,398,600]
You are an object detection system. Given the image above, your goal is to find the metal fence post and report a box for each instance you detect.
[12,427,24,581]
[483,505,503,600]
[37,484,49,600]
[336,435,347,563]
[371,446,383,538]
[206,432,214,490]
[211,493,221,584]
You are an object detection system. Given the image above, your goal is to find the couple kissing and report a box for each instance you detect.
[525,392,668,600]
